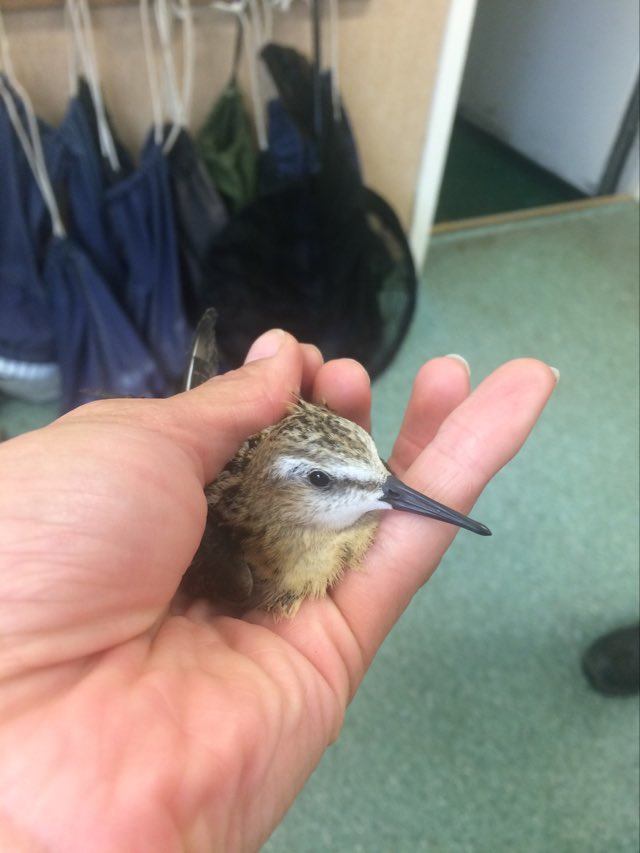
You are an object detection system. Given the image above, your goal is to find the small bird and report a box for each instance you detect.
[180,398,491,617]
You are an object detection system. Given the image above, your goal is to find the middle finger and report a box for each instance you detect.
[388,356,471,475]
[312,358,372,431]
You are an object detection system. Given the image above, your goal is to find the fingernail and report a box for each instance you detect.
[245,329,286,364]
[550,366,560,384]
[446,354,471,376]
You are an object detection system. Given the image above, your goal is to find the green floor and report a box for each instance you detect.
[435,118,585,223]
[267,200,640,852]
[0,201,638,852]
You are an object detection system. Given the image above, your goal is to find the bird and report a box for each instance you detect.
[180,398,491,618]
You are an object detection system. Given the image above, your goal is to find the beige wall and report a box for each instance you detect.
[1,0,450,228]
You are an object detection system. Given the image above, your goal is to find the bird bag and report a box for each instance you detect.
[197,44,416,379]
[0,74,60,402]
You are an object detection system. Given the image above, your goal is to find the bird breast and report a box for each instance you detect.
[244,512,382,608]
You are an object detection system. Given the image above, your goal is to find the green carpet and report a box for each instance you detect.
[1,201,638,852]
[266,200,639,852]
[435,118,585,223]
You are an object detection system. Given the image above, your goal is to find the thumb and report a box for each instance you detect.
[0,331,305,676]
[162,330,304,484]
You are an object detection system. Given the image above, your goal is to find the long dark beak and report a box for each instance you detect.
[381,474,492,536]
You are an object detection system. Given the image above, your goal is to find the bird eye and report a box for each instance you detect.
[308,470,331,488]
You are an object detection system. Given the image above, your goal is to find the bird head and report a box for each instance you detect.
[241,401,491,536]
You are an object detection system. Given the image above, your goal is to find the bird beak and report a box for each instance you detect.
[381,474,492,536]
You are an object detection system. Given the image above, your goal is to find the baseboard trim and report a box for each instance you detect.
[431,194,635,235]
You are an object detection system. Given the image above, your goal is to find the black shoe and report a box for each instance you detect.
[582,624,640,697]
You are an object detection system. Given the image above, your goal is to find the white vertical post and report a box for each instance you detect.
[409,0,477,270]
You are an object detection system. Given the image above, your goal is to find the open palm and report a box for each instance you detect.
[0,331,556,851]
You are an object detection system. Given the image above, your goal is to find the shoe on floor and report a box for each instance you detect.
[582,624,640,697]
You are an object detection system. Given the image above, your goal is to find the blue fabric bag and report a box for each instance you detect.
[44,80,130,293]
[0,76,60,401]
[105,133,191,387]
[166,126,228,323]
[1,77,167,410]
[45,81,187,395]
[43,235,165,411]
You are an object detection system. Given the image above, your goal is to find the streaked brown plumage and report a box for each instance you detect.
[181,400,387,616]
[180,399,491,618]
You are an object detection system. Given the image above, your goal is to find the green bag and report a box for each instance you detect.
[196,80,257,214]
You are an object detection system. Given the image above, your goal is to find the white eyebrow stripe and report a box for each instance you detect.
[273,456,376,482]
[325,462,378,482]
[272,457,309,478]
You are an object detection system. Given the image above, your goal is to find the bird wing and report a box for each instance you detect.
[180,503,255,604]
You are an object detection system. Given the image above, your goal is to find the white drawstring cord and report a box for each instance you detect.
[63,0,80,95]
[247,0,272,144]
[0,7,17,79]
[157,0,195,153]
[140,0,164,145]
[0,21,66,238]
[65,0,120,172]
[0,81,39,198]
[155,0,183,125]
[178,0,195,129]
[247,0,264,47]
[260,0,273,42]
[142,0,195,153]
[213,1,267,150]
[0,11,65,236]
[266,0,294,11]
[327,0,340,121]
[77,0,120,170]
[162,0,195,123]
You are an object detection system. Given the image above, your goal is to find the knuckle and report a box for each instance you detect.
[429,415,492,487]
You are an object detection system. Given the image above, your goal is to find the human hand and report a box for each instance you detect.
[0,331,557,851]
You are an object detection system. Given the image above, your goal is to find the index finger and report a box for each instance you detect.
[331,358,558,671]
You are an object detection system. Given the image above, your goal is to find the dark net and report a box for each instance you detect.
[195,44,417,379]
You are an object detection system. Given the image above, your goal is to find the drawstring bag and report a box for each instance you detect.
[197,44,416,378]
[196,80,258,214]
[43,235,165,411]
[2,72,164,412]
[166,126,228,324]
[0,74,60,402]
[43,77,128,294]
[257,96,320,194]
[196,23,258,215]
[75,75,133,187]
[69,76,193,388]
[104,133,191,388]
